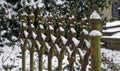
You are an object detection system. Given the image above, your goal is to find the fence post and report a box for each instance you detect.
[29,10,35,71]
[20,11,28,71]
[22,40,27,71]
[89,5,102,71]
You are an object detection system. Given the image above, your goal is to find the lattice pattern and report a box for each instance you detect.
[19,10,92,71]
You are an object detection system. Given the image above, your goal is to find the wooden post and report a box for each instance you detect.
[30,50,34,71]
[29,10,35,71]
[22,40,27,71]
[58,59,62,71]
[20,11,28,71]
[38,43,45,71]
[39,54,43,71]
[89,4,102,71]
[69,58,74,71]
[48,55,52,71]
[57,47,65,71]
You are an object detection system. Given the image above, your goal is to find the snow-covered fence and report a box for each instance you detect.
[19,5,102,71]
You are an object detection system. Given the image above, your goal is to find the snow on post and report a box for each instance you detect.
[90,10,102,20]
[24,30,29,38]
[39,24,44,29]
[70,28,76,33]
[61,36,67,45]
[78,48,85,59]
[89,30,102,36]
[36,40,41,50]
[49,25,54,30]
[55,44,61,54]
[59,26,64,32]
[23,23,27,27]
[82,29,89,35]
[72,37,79,47]
[66,46,72,58]
[51,34,57,43]
[32,32,37,39]
[84,39,90,48]
[45,42,51,52]
[41,33,46,41]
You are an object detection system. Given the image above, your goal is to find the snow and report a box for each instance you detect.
[66,46,72,58]
[11,36,18,41]
[84,39,90,48]
[23,23,27,27]
[59,26,64,32]
[101,48,120,70]
[30,12,34,16]
[82,29,89,35]
[69,15,75,20]
[82,17,87,21]
[78,48,85,59]
[70,28,76,33]
[1,30,6,36]
[103,27,120,32]
[36,40,41,49]
[45,42,51,52]
[49,25,54,30]
[0,38,120,71]
[39,24,44,29]
[32,32,37,39]
[56,0,65,5]
[51,34,56,43]
[72,37,79,47]
[24,30,29,38]
[41,33,46,41]
[20,39,24,45]
[27,39,32,47]
[111,32,120,38]
[22,11,28,16]
[61,36,67,45]
[37,2,44,8]
[90,10,102,20]
[102,36,120,39]
[55,44,61,54]
[89,30,102,36]
[105,21,120,27]
[31,24,35,28]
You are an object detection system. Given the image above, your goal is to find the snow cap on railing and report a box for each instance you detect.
[70,28,76,33]
[89,30,102,36]
[61,36,67,45]
[41,33,46,41]
[59,26,64,32]
[36,40,41,49]
[90,10,102,20]
[24,30,29,38]
[82,29,88,35]
[51,34,57,43]
[39,24,44,29]
[32,32,37,39]
[72,37,79,47]
[55,44,61,54]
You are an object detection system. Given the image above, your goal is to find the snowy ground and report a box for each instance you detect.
[0,37,120,71]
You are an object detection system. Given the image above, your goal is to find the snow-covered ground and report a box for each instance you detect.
[0,37,120,71]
